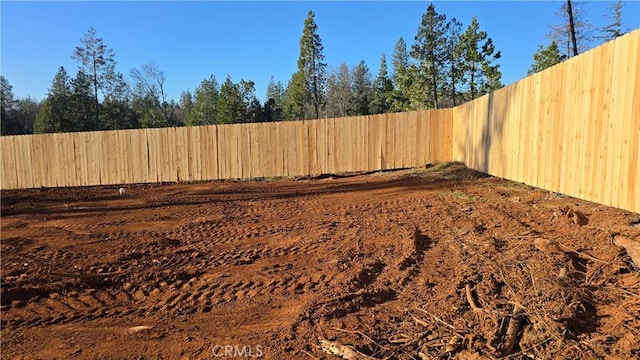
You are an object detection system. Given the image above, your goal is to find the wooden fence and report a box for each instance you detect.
[453,29,639,213]
[1,30,638,213]
[0,110,452,189]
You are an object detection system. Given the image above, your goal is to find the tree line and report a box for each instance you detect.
[0,1,630,135]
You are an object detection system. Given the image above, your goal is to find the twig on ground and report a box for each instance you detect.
[413,307,455,330]
[465,284,483,312]
[557,243,610,264]
[301,349,319,359]
[332,327,390,351]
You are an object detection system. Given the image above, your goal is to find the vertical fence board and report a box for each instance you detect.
[316,119,328,174]
[12,136,32,189]
[1,137,17,189]
[28,135,46,187]
[617,32,639,210]
[72,132,87,186]
[628,32,640,212]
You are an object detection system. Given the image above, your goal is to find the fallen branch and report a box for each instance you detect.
[413,307,455,330]
[49,271,122,279]
[465,284,482,312]
[332,327,390,351]
[502,305,524,356]
[301,349,319,359]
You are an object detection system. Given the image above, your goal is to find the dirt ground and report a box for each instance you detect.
[1,162,639,360]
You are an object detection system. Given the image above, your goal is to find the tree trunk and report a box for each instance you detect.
[567,0,579,56]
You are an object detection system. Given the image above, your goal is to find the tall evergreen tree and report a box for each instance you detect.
[34,67,71,133]
[102,72,137,130]
[238,79,259,123]
[351,60,374,115]
[9,97,40,135]
[456,17,503,102]
[282,71,306,120]
[371,54,393,114]
[325,63,353,118]
[190,75,219,125]
[527,41,566,75]
[216,75,243,124]
[297,10,327,119]
[390,37,412,112]
[68,70,96,131]
[71,26,117,130]
[1,76,16,135]
[410,3,448,109]
[442,17,463,107]
[180,90,194,125]
[264,77,285,121]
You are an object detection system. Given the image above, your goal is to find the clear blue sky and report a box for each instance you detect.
[2,1,639,103]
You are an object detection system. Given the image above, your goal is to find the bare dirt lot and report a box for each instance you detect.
[1,163,639,360]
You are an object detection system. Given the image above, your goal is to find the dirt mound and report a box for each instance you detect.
[1,164,638,359]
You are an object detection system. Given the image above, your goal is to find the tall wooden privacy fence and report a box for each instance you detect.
[1,30,638,213]
[0,110,452,189]
[453,29,639,213]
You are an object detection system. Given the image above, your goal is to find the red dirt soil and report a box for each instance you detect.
[1,163,639,360]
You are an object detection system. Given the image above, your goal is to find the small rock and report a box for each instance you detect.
[567,209,588,226]
[119,188,126,195]
[126,325,153,334]
[133,289,147,301]
[533,237,560,253]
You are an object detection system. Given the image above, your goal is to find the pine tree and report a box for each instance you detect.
[527,41,566,75]
[9,97,40,135]
[456,17,503,102]
[371,54,393,114]
[68,70,95,131]
[34,67,71,133]
[297,10,327,119]
[216,75,243,124]
[238,79,259,123]
[410,3,448,109]
[264,77,285,121]
[282,71,305,120]
[180,90,195,125]
[390,37,412,112]
[351,60,374,115]
[190,75,219,125]
[71,27,117,130]
[1,76,15,135]
[102,72,135,130]
[442,17,463,107]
